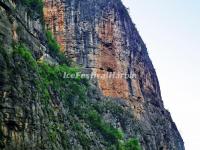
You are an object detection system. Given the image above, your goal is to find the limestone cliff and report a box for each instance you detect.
[44,0,184,149]
[0,0,184,150]
[44,0,159,101]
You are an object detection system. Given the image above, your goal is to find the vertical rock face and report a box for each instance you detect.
[44,0,160,101]
[44,0,184,149]
[44,0,162,116]
[0,0,185,150]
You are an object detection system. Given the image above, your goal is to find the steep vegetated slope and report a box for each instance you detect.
[0,0,184,150]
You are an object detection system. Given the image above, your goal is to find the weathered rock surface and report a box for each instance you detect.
[0,0,184,150]
[44,0,161,105]
[44,0,184,149]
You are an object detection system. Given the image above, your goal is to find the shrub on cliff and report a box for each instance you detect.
[46,30,71,65]
[122,138,141,150]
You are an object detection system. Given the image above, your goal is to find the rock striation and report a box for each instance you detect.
[0,0,184,150]
[44,0,160,101]
[44,0,184,149]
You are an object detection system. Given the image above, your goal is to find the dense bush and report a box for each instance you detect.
[88,110,123,143]
[122,138,141,150]
[46,31,60,55]
[13,44,37,69]
[46,31,71,65]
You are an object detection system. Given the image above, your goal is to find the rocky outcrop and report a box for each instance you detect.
[0,0,45,56]
[44,0,184,149]
[0,0,184,150]
[44,0,159,101]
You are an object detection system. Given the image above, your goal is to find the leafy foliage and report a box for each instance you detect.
[120,138,142,150]
[46,31,60,55]
[13,44,37,69]
[88,110,124,142]
[46,31,71,65]
[71,122,92,149]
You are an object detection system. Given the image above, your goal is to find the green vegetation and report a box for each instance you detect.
[13,44,37,69]
[46,31,60,55]
[13,46,82,106]
[48,123,65,143]
[10,40,141,149]
[72,122,92,149]
[46,30,71,65]
[88,110,123,142]
[119,138,141,150]
[12,43,88,138]
[48,123,58,142]
[37,62,86,106]
[87,109,141,149]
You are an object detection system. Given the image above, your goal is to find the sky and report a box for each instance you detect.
[122,0,200,149]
